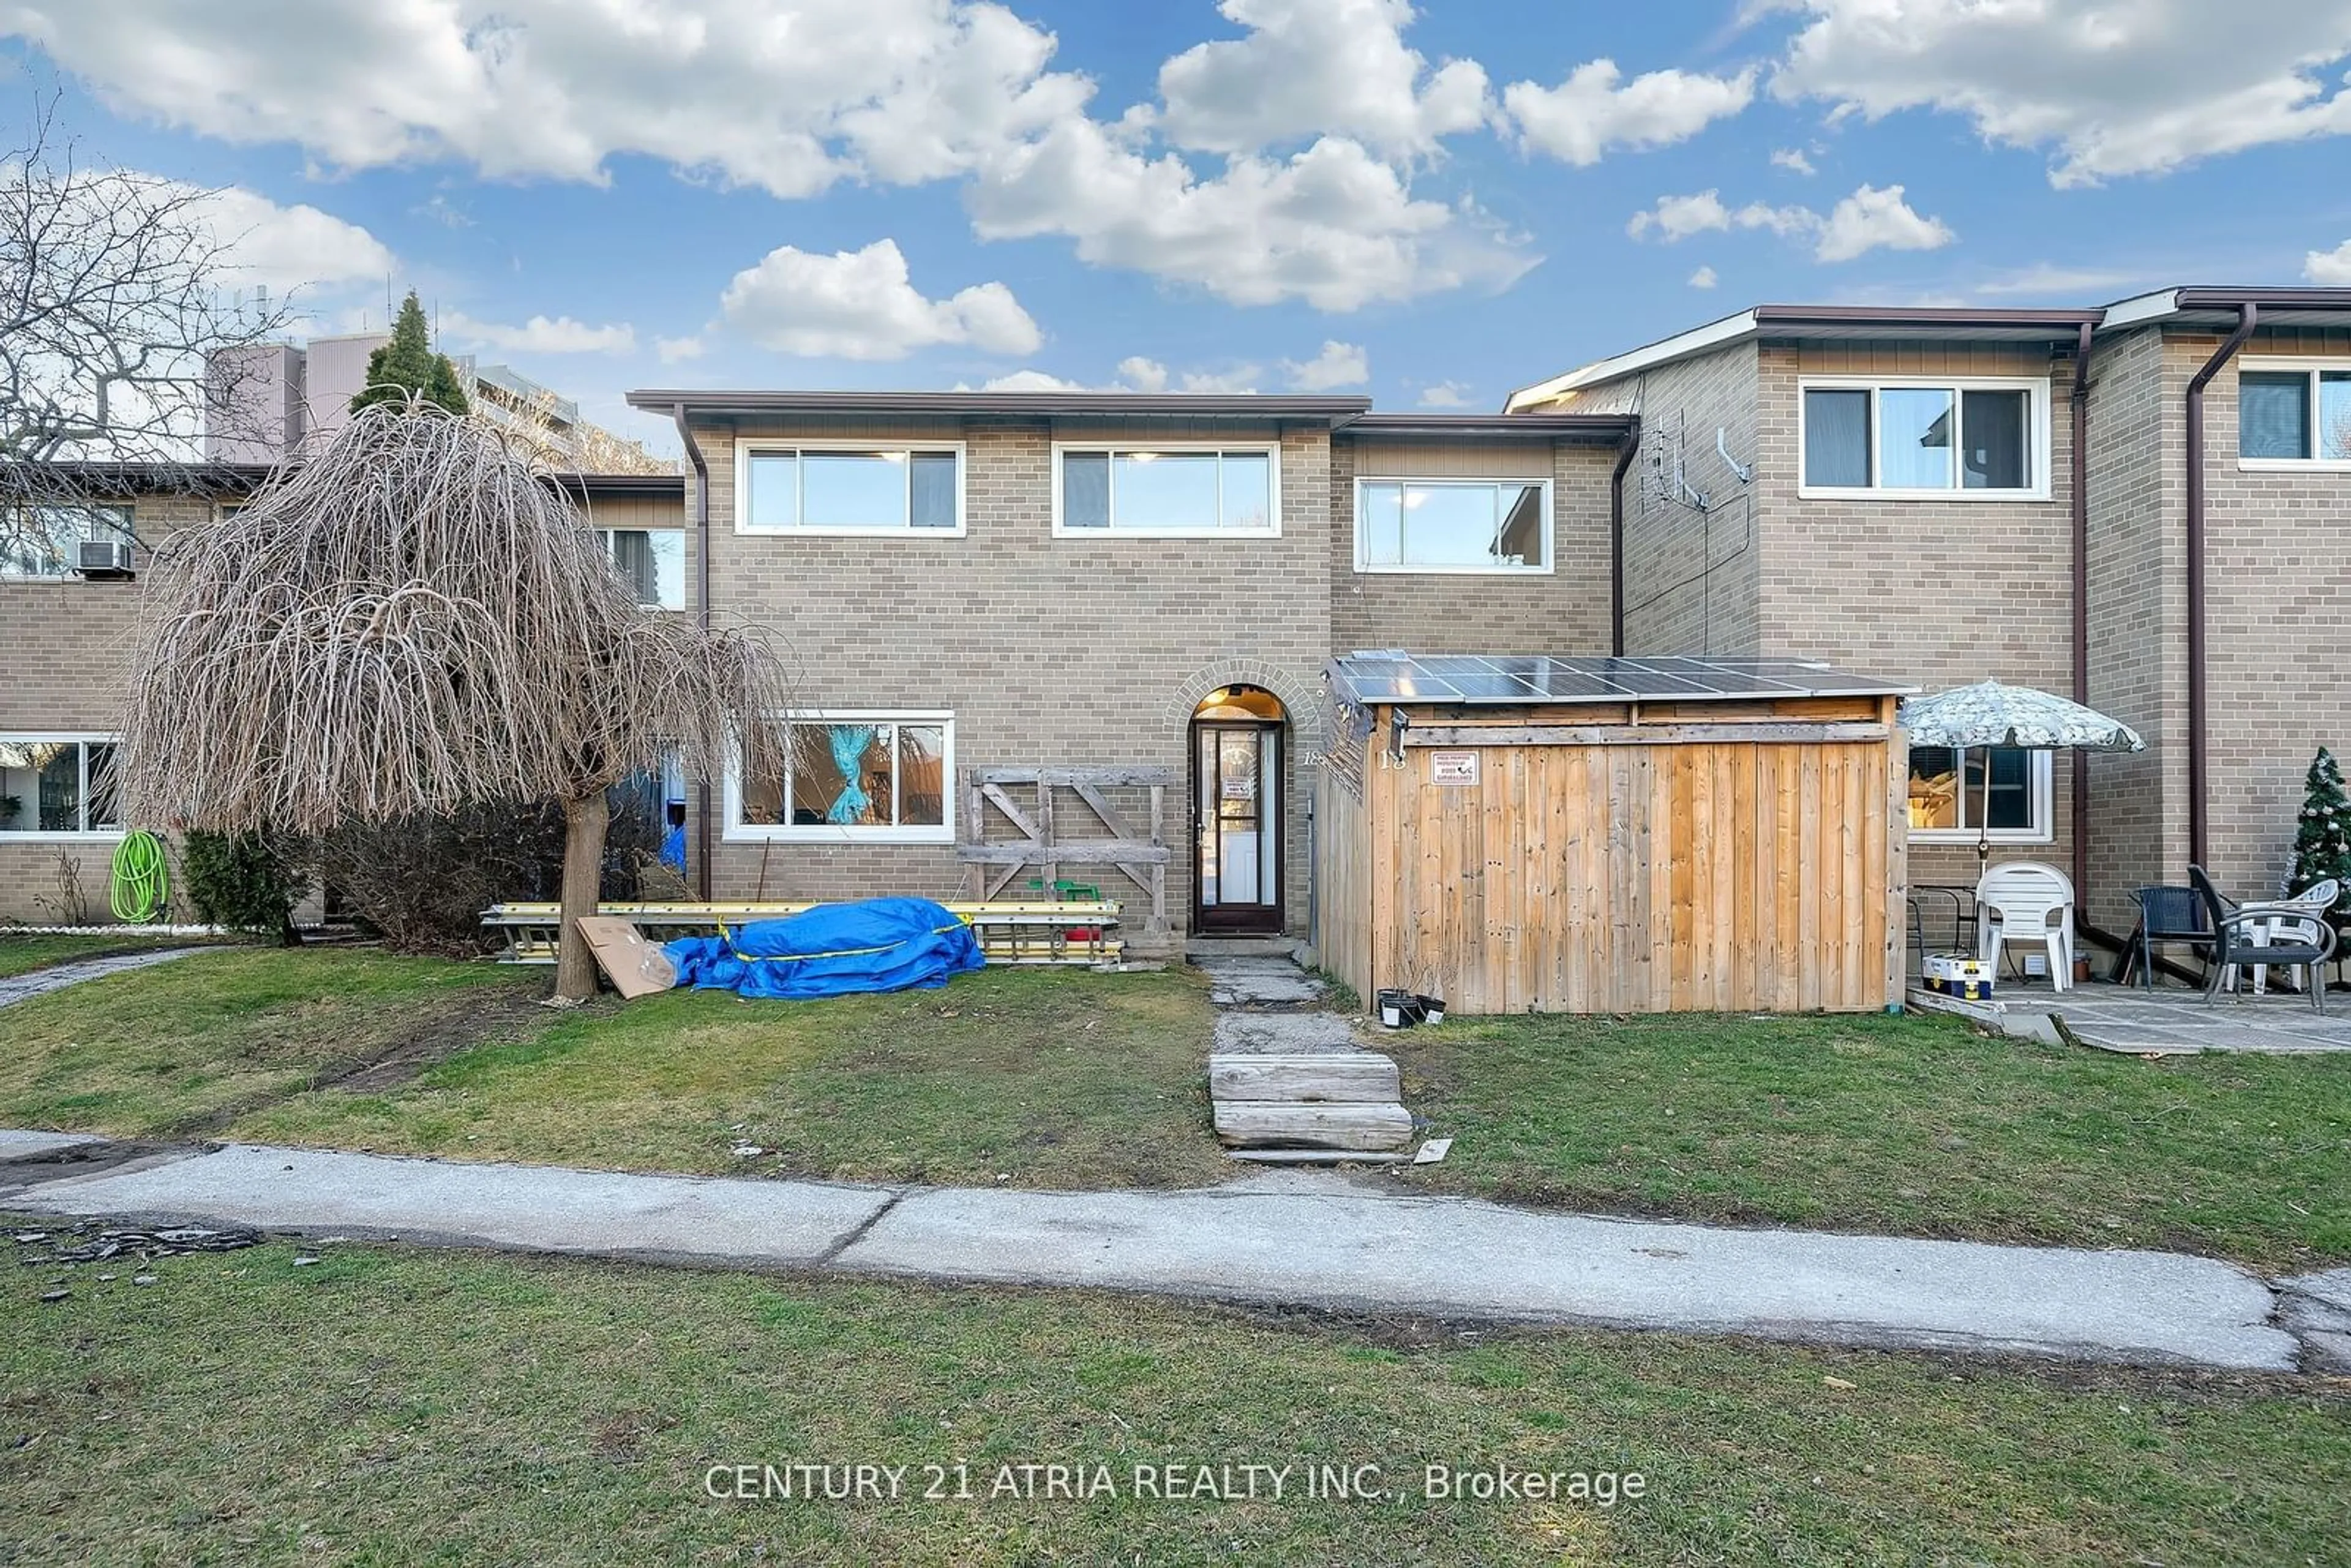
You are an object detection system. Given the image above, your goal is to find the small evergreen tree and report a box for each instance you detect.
[2289,747,2351,917]
[181,829,305,945]
[351,291,469,415]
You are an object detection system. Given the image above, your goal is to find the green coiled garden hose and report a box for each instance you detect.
[110,831,170,924]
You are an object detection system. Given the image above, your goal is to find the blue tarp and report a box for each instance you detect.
[663,897,984,1000]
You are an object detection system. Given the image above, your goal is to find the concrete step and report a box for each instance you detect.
[1185,936,1302,961]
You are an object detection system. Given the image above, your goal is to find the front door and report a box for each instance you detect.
[1193,721,1282,933]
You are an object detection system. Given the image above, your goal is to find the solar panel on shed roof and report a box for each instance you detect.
[1325,653,1915,707]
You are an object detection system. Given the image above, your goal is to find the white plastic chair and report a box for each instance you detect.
[1976,861,2077,991]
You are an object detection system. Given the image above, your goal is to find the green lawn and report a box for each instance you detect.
[237,962,1228,1188]
[0,948,541,1138]
[1388,1009,2351,1274]
[0,931,234,980]
[2,1240,2342,1566]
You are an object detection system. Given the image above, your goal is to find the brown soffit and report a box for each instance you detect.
[1334,412,1634,443]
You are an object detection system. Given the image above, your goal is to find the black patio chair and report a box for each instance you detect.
[2189,865,2336,1014]
[2119,885,2213,988]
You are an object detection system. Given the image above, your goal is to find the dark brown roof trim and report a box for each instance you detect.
[1753,304,2107,331]
[13,460,681,502]
[2170,287,2351,311]
[628,389,1374,422]
[1334,412,1634,441]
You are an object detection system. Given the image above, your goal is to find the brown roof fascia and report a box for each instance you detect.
[2170,287,2351,311]
[1335,412,1634,441]
[1752,304,2107,332]
[628,389,1374,422]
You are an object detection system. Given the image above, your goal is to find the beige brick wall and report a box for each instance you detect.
[1572,341,1764,656]
[2189,326,2351,902]
[0,494,211,921]
[1328,437,1613,655]
[1757,340,2083,893]
[683,417,1335,939]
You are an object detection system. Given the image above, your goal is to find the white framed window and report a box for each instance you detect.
[1798,378,2050,500]
[0,736,123,839]
[2,505,135,580]
[1051,443,1280,537]
[2238,359,2351,468]
[725,711,954,844]
[1354,477,1553,574]
[1907,745,2053,844]
[601,528,686,610]
[732,441,966,536]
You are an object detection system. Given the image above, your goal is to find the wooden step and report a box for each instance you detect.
[1208,1052,1400,1105]
[1212,1100,1414,1152]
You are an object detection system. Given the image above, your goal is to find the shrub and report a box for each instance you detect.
[317,794,665,955]
[181,830,305,943]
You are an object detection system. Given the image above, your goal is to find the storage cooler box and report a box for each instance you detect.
[1921,953,1996,1001]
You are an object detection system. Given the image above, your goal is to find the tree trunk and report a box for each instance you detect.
[553,791,609,1002]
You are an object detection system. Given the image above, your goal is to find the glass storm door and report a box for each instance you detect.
[1193,721,1281,933]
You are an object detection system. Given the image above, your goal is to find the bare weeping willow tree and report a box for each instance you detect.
[115,398,789,1000]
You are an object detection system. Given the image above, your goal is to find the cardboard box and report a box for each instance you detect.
[1921,953,1996,1001]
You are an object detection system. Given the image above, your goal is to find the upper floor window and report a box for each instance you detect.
[2,505,135,579]
[727,711,954,844]
[602,528,685,610]
[1799,379,2048,499]
[1907,745,2052,844]
[1354,478,1551,574]
[0,737,121,837]
[1052,445,1278,536]
[2240,362,2351,465]
[736,443,964,535]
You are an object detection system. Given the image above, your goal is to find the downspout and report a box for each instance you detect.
[1608,419,1640,656]
[673,402,716,901]
[2068,323,2095,907]
[2183,303,2257,872]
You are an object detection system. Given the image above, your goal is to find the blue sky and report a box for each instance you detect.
[7,1,2351,454]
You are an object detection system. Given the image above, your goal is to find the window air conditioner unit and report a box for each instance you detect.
[76,539,135,578]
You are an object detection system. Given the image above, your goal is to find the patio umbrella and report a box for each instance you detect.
[1899,679,2146,865]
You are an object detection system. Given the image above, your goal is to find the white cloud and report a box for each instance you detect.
[717,238,1041,360]
[1417,380,1471,407]
[2,0,1089,199]
[190,184,396,294]
[1625,189,1810,243]
[1813,183,1954,263]
[1769,146,1815,175]
[655,335,706,364]
[1504,59,1755,165]
[1771,0,2351,187]
[7,0,1533,314]
[967,124,1532,310]
[2308,238,2351,285]
[1280,339,1368,391]
[1176,364,1263,394]
[443,311,636,354]
[1115,356,1170,393]
[1151,0,1490,157]
[1688,265,1718,289]
[1626,182,1951,263]
[978,368,1086,391]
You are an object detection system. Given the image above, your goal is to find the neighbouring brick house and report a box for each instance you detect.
[0,467,687,922]
[1507,285,2351,938]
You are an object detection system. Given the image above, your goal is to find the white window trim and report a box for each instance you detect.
[2235,357,2351,472]
[1,503,136,580]
[0,733,125,841]
[723,710,956,845]
[1049,441,1283,539]
[1796,376,2053,502]
[1908,746,2055,846]
[1351,475,1556,576]
[731,439,969,538]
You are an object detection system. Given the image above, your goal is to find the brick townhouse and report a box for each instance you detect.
[6,284,2344,964]
[1507,285,2351,937]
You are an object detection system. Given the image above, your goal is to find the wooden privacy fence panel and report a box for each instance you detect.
[958,765,1177,934]
[1370,738,1896,1015]
[1312,764,1373,1000]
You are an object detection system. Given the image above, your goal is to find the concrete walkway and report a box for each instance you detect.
[2,1136,2320,1374]
[1910,977,2351,1054]
[0,948,211,1009]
